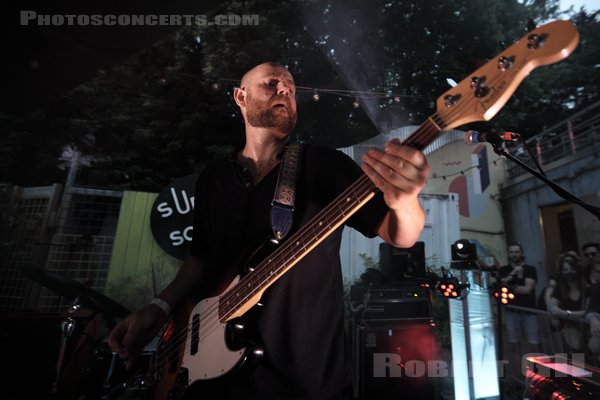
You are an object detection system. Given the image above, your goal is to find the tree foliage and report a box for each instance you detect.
[0,0,597,190]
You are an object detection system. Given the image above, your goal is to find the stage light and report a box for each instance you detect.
[452,239,477,260]
[493,284,516,305]
[436,275,469,300]
[451,239,478,269]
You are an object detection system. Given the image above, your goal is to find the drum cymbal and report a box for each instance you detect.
[21,266,130,318]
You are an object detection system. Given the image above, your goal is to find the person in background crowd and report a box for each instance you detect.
[585,260,600,366]
[499,242,540,368]
[582,242,600,285]
[538,274,558,312]
[537,273,562,350]
[549,253,589,352]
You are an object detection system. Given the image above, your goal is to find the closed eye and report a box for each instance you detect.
[263,79,295,93]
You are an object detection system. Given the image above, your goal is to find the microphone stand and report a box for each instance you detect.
[490,143,600,220]
[51,297,81,396]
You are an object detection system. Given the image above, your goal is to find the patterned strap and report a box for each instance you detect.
[271,142,303,242]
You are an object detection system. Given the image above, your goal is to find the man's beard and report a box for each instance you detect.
[246,94,297,135]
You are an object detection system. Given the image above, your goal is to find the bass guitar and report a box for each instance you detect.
[146,19,580,400]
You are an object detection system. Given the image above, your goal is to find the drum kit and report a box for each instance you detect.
[21,266,154,400]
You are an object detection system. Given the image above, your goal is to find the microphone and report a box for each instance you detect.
[464,130,521,145]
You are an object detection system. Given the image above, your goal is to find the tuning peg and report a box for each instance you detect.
[527,18,536,32]
[250,346,265,363]
[498,40,506,51]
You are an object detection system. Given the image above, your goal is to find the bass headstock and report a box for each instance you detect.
[435,19,579,131]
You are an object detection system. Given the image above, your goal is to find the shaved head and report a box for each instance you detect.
[240,62,290,89]
[233,62,297,136]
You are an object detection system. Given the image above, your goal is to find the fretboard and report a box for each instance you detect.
[218,114,446,321]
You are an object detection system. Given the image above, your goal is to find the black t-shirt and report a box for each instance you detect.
[190,144,389,399]
[587,282,600,314]
[498,264,538,308]
[551,284,586,312]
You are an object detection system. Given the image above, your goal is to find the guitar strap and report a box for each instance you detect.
[270,142,303,244]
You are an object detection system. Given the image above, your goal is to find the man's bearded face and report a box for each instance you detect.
[245,90,297,135]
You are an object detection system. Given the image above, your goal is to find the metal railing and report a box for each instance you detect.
[506,101,600,179]
[495,304,599,398]
[501,304,597,366]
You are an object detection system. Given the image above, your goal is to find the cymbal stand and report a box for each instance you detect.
[51,296,82,395]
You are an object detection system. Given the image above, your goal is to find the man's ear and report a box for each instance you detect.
[233,87,246,107]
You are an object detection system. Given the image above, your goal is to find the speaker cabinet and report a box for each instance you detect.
[379,241,426,281]
[351,283,433,323]
[352,321,439,399]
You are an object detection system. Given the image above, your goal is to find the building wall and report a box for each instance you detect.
[422,138,507,264]
[574,194,600,248]
[500,148,600,289]
[105,191,180,312]
[340,126,508,270]
[340,193,461,282]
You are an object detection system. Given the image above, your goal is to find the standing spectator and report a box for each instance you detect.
[585,260,600,366]
[499,242,541,369]
[582,242,600,285]
[538,273,562,350]
[549,253,588,352]
[537,274,558,312]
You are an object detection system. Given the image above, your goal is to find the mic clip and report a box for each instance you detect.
[464,130,521,146]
